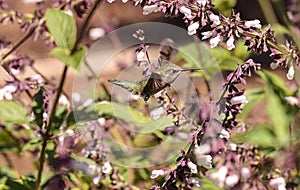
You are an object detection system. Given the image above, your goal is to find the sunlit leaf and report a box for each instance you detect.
[45,9,76,50]
[0,101,29,124]
[50,46,87,69]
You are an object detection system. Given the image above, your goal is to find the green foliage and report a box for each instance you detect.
[46,9,86,69]
[45,9,76,50]
[0,101,29,124]
[50,46,87,69]
[68,101,173,132]
[258,70,295,146]
[32,88,45,128]
[238,88,265,120]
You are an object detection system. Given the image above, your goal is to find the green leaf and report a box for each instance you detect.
[231,125,277,147]
[50,46,87,69]
[0,101,29,124]
[32,88,45,128]
[51,105,68,132]
[258,71,293,145]
[201,177,222,190]
[68,101,173,133]
[238,88,265,120]
[45,9,76,49]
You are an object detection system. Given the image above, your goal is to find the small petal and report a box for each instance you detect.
[197,0,208,6]
[209,35,221,48]
[150,169,165,179]
[188,22,199,35]
[136,51,145,61]
[286,65,295,80]
[194,144,211,155]
[102,162,112,174]
[107,0,115,3]
[89,27,105,40]
[197,155,212,169]
[269,177,286,190]
[245,19,261,28]
[209,13,220,26]
[285,96,299,105]
[230,95,248,105]
[270,62,279,70]
[219,129,230,139]
[226,36,235,50]
[225,174,239,187]
[150,106,165,120]
[142,5,158,15]
[180,6,192,19]
[187,161,198,173]
[241,167,251,179]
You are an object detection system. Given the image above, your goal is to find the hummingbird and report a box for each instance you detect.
[108,38,203,101]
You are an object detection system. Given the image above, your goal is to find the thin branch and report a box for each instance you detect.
[34,1,103,189]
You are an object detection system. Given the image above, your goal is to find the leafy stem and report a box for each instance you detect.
[34,0,103,189]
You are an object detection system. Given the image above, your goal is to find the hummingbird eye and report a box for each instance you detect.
[172,69,179,74]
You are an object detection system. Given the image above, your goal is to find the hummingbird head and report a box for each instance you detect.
[158,64,203,84]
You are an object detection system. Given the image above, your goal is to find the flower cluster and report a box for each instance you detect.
[218,59,261,129]
[128,0,300,80]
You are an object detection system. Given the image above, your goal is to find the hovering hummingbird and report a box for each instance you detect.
[108,38,203,101]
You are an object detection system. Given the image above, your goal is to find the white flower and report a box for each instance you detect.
[187,161,198,174]
[188,22,199,35]
[102,162,112,174]
[83,98,94,107]
[194,144,211,155]
[209,13,220,26]
[150,106,164,120]
[142,5,158,15]
[136,51,146,61]
[201,31,212,40]
[32,74,43,84]
[98,118,106,126]
[150,169,165,179]
[226,36,235,50]
[72,92,81,102]
[245,19,261,28]
[197,0,208,6]
[286,65,295,80]
[89,27,105,40]
[122,0,128,2]
[93,175,101,184]
[194,144,212,169]
[188,177,201,187]
[270,62,279,70]
[211,166,228,187]
[241,167,251,179]
[226,141,237,151]
[197,155,212,169]
[230,95,248,105]
[285,96,299,105]
[225,174,239,187]
[107,0,115,3]
[209,35,221,48]
[180,6,192,19]
[269,177,286,190]
[22,0,43,4]
[59,95,69,106]
[3,85,17,93]
[219,129,230,139]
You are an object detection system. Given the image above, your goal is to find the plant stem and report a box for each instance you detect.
[34,1,103,189]
[34,66,68,190]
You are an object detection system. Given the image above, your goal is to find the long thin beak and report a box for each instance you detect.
[179,68,203,72]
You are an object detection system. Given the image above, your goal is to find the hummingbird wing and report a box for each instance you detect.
[141,73,169,101]
[158,38,177,66]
